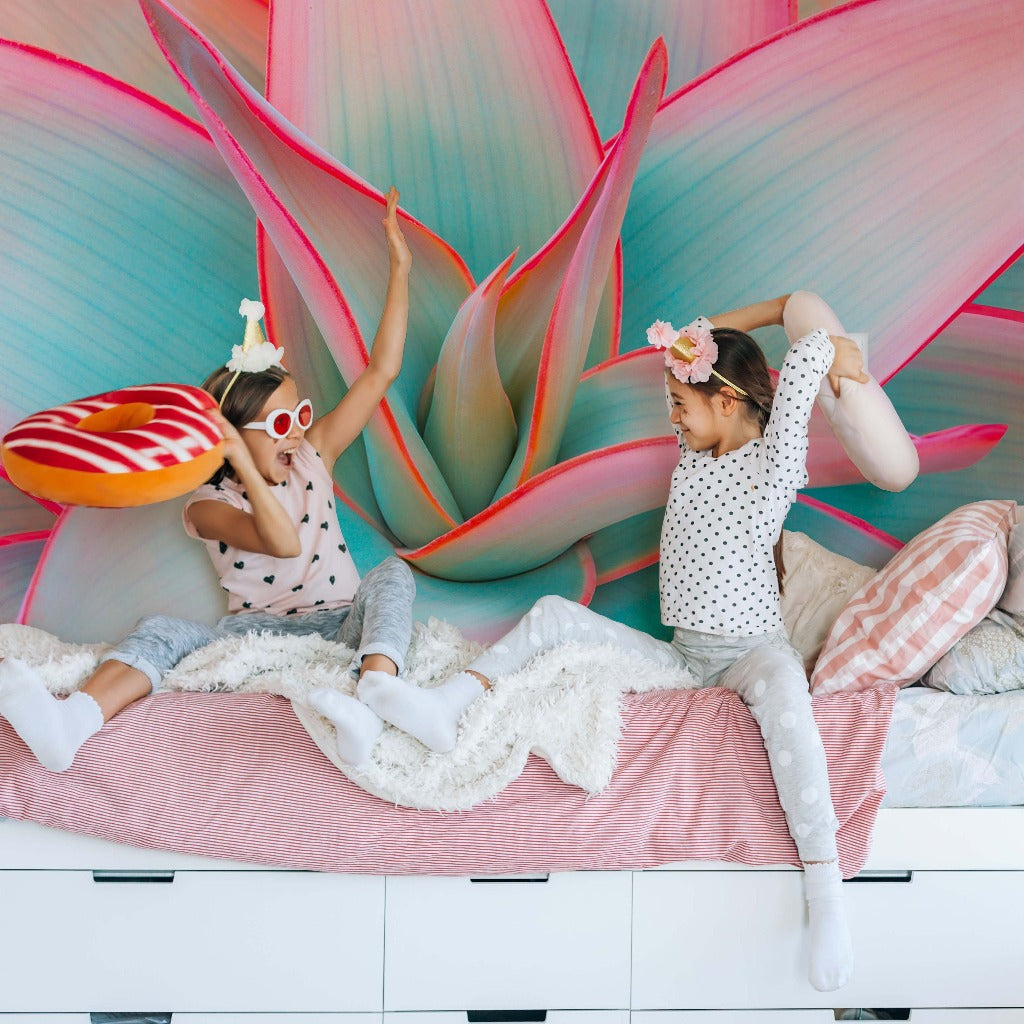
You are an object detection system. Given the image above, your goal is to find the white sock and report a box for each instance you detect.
[804,860,854,991]
[357,669,483,753]
[307,688,383,766]
[0,658,104,772]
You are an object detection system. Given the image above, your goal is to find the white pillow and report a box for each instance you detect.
[779,530,877,675]
[997,509,1024,614]
[925,608,1024,695]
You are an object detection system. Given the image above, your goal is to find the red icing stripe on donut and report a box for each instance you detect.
[3,384,222,474]
[5,426,169,471]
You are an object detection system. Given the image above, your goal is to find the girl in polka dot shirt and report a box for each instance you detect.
[365,294,869,993]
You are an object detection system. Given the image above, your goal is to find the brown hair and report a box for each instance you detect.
[683,326,774,431]
[200,365,291,485]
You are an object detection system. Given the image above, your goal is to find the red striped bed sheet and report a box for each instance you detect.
[0,684,898,878]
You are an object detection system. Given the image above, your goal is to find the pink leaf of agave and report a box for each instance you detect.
[553,348,675,587]
[269,0,623,398]
[558,349,672,460]
[264,0,602,287]
[399,439,678,582]
[424,254,519,519]
[20,500,225,642]
[548,0,790,140]
[588,563,667,637]
[495,40,668,498]
[0,40,258,432]
[0,473,59,536]
[494,186,623,415]
[0,474,56,620]
[788,494,902,570]
[0,534,48,623]
[976,249,1024,312]
[330,497,598,643]
[875,307,1023,502]
[411,543,597,644]
[140,0,475,547]
[805,417,1006,488]
[587,510,664,587]
[621,0,1024,384]
[0,0,268,118]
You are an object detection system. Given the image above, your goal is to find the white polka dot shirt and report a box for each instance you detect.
[659,326,834,636]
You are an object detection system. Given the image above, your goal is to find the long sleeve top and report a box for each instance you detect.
[659,325,834,636]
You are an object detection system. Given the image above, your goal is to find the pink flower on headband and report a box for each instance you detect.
[646,319,679,349]
[646,319,719,385]
[678,324,718,384]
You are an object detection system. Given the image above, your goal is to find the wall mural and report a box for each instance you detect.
[1,0,1022,643]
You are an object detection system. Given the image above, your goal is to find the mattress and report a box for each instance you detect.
[0,685,894,877]
[882,684,1024,807]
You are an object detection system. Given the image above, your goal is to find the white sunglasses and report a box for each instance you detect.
[243,398,313,439]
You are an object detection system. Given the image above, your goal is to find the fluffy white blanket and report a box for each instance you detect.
[0,620,694,810]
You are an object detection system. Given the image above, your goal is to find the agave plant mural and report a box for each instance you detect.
[1,0,1022,645]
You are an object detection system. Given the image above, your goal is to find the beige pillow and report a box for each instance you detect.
[780,530,877,675]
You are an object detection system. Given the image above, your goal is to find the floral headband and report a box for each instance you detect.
[219,298,286,409]
[646,319,750,399]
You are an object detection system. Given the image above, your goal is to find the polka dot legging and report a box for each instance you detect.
[470,594,840,863]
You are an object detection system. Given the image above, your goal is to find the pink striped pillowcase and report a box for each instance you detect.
[811,500,1016,695]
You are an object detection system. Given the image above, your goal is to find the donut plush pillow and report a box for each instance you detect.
[2,384,224,508]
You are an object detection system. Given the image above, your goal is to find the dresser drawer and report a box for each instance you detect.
[178,1016,383,1023]
[632,869,1024,1009]
[384,873,632,1010]
[0,870,384,1012]
[0,1017,382,1023]
[632,1014,838,1022]
[632,1015,1024,1023]
[382,1014,629,1024]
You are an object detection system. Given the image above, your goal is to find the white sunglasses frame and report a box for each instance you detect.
[242,398,314,439]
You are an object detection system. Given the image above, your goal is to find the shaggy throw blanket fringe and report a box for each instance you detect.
[0,620,696,810]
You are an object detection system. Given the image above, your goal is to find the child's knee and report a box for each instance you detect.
[531,594,574,617]
[131,615,180,638]
[378,556,415,597]
[751,646,806,683]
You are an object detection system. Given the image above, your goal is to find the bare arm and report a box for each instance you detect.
[306,186,412,472]
[707,295,789,333]
[188,413,301,557]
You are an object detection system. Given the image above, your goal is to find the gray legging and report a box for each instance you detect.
[103,556,415,692]
[470,594,840,864]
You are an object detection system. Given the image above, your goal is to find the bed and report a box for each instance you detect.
[2,514,1023,1020]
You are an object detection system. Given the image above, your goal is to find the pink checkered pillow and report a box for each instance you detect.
[811,500,1016,695]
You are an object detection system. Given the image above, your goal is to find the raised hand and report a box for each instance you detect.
[826,334,870,397]
[382,186,412,273]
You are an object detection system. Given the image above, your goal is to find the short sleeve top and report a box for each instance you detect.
[659,324,834,636]
[183,439,361,617]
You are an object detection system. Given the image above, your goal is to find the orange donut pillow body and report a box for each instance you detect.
[2,384,224,508]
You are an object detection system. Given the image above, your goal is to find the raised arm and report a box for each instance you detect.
[707,295,789,333]
[188,412,301,557]
[306,186,412,471]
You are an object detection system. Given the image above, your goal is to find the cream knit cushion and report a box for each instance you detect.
[811,500,1016,695]
[780,530,877,675]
